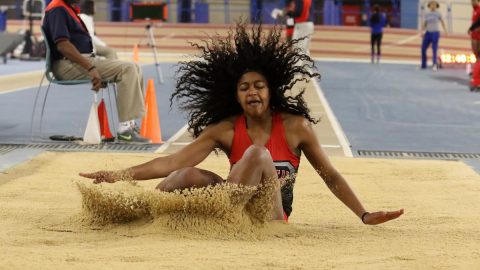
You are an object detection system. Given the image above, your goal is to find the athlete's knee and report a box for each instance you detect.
[156,167,196,191]
[242,145,272,164]
[176,167,205,181]
[156,169,180,191]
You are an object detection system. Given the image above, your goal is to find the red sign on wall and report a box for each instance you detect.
[342,5,361,26]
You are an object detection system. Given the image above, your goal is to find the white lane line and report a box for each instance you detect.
[0,85,37,95]
[351,33,421,53]
[313,56,417,65]
[171,142,190,145]
[312,79,353,157]
[155,124,189,153]
[0,70,43,80]
[383,33,421,48]
[160,33,176,40]
[321,144,342,148]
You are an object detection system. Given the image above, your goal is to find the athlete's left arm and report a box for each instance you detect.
[295,118,404,225]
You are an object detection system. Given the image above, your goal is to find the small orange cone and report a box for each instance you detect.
[97,99,114,140]
[140,79,163,143]
[133,44,139,63]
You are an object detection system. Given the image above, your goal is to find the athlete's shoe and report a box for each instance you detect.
[469,83,480,92]
[432,64,438,71]
[117,129,151,144]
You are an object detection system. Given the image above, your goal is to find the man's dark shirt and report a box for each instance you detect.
[42,5,93,61]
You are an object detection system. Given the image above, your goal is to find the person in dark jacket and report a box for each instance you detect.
[369,5,387,63]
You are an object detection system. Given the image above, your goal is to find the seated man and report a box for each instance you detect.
[42,0,150,143]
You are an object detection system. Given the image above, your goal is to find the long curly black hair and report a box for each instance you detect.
[171,22,320,138]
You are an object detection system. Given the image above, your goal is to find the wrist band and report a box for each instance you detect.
[361,212,370,224]
[87,66,96,72]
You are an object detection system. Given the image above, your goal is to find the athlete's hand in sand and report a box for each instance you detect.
[362,209,404,225]
[79,171,116,184]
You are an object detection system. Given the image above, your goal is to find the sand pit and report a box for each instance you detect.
[1,151,479,269]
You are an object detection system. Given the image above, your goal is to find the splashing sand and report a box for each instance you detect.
[76,176,283,239]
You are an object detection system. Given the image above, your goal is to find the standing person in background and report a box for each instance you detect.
[285,0,295,42]
[369,5,387,64]
[79,0,117,59]
[468,0,480,91]
[287,0,313,56]
[271,0,311,49]
[420,0,447,71]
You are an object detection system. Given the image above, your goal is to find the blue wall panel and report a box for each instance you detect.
[401,0,419,29]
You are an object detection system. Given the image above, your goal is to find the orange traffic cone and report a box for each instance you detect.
[133,44,139,63]
[97,98,114,141]
[140,79,163,143]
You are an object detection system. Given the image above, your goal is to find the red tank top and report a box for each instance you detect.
[229,113,300,217]
[472,5,480,40]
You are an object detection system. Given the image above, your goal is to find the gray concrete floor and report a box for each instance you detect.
[318,61,478,155]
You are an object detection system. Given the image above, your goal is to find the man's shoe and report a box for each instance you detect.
[117,129,151,144]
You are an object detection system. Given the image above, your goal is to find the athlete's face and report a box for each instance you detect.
[428,1,438,11]
[236,71,271,118]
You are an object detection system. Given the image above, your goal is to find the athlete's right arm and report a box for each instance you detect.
[79,125,220,183]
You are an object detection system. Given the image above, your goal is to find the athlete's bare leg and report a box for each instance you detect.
[155,145,284,220]
[156,167,223,191]
[472,39,480,57]
[227,145,284,220]
[470,39,480,87]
